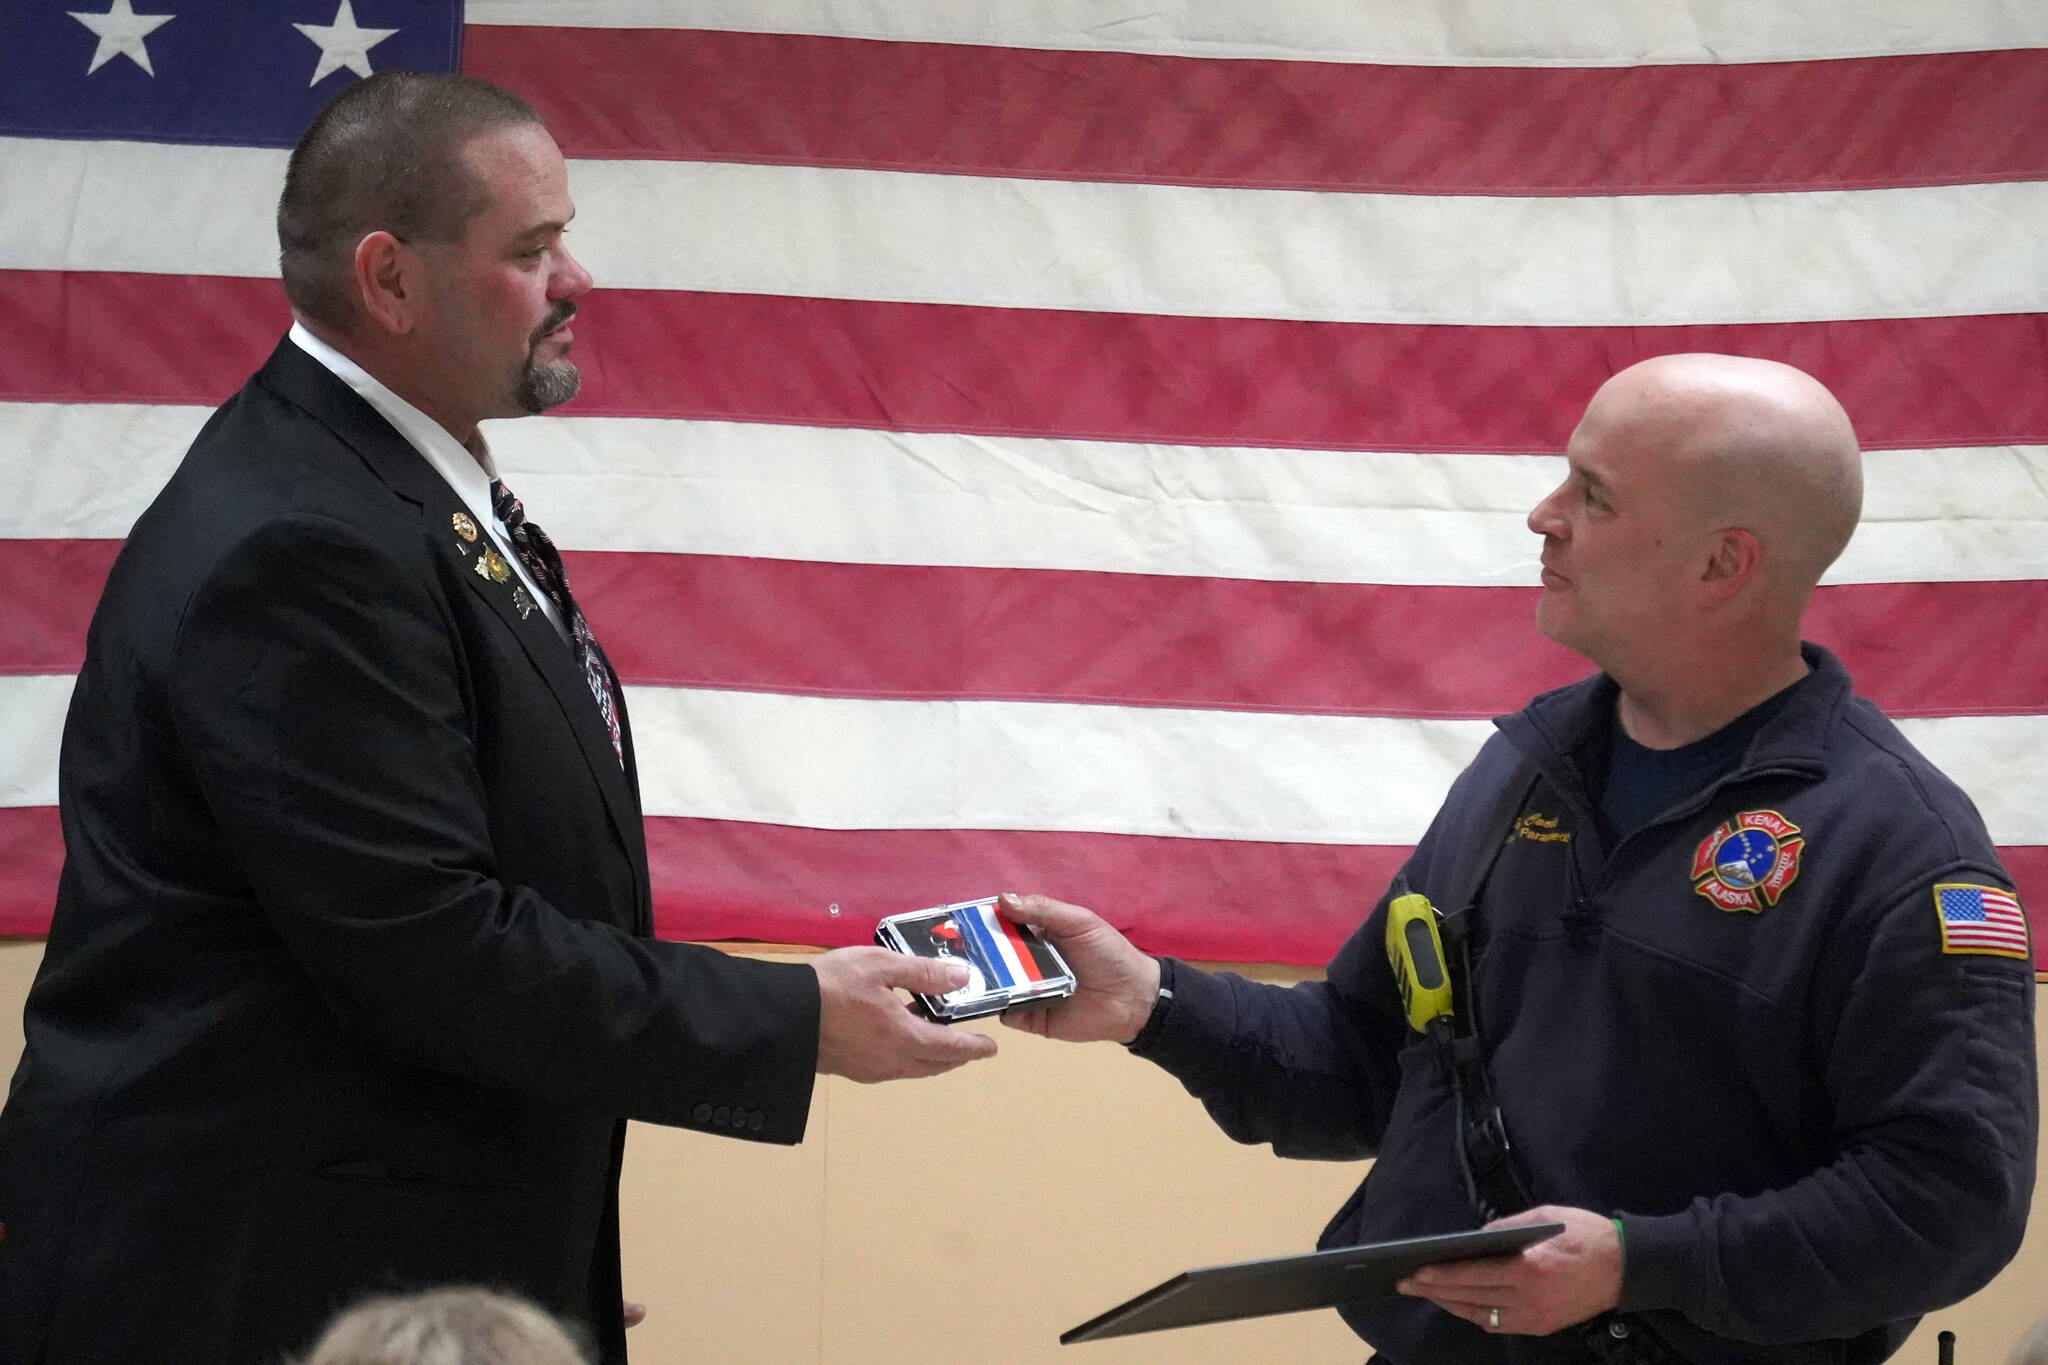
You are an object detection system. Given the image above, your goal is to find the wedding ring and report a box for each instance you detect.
[1488,1307,1501,1330]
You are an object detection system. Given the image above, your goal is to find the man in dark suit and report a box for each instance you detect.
[0,72,991,1365]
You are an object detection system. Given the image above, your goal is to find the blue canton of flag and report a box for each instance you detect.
[0,0,459,148]
[1934,883,2031,960]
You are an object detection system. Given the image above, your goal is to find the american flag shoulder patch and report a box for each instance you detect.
[1932,883,2031,960]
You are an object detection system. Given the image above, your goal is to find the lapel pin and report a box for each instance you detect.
[477,549,512,584]
[452,511,478,542]
[511,585,537,619]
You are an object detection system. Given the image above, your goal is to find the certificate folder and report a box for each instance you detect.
[1060,1222,1564,1344]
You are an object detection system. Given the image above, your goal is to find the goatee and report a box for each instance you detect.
[516,300,582,413]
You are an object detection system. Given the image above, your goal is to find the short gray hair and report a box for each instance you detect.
[295,1287,591,1365]
[278,71,541,331]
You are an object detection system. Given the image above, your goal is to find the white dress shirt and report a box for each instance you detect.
[287,321,568,640]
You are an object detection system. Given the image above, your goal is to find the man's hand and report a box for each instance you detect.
[1395,1206,1622,1336]
[812,947,998,1082]
[995,894,1160,1045]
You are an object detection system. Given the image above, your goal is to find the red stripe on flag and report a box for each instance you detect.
[572,551,1587,717]
[6,811,2044,968]
[657,831,2048,968]
[1800,581,2048,720]
[0,541,121,676]
[0,271,289,406]
[0,807,62,938]
[572,558,2048,721]
[640,817,1401,963]
[561,295,2048,455]
[9,272,2048,453]
[8,537,2044,720]
[468,28,2048,195]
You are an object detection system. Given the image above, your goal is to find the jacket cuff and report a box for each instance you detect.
[650,948,820,1147]
[1124,956,1176,1051]
[1612,1208,1699,1316]
[1126,957,1240,1076]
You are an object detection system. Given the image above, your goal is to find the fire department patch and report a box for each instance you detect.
[1690,810,1804,913]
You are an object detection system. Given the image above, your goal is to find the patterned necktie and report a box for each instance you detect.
[490,479,624,768]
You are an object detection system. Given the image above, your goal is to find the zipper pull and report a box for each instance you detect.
[1561,849,1598,945]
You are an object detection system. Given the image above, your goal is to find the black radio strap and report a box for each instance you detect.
[1434,757,1539,1222]
[1432,756,1689,1365]
[1440,756,1542,937]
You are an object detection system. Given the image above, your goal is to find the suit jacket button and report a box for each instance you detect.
[713,1105,731,1127]
[747,1111,765,1132]
[692,1103,712,1124]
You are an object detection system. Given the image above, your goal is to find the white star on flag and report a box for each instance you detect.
[68,0,176,77]
[293,0,398,88]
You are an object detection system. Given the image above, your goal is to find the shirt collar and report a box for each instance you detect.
[287,319,503,525]
[286,321,566,637]
[1498,642,1846,788]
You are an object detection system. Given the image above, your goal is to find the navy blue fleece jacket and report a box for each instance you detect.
[1132,646,2035,1364]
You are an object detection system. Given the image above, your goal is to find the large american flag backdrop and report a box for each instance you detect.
[2,1,2044,972]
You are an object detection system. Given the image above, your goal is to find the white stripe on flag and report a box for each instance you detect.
[0,675,73,808]
[1895,718,2048,850]
[10,403,2048,588]
[0,404,207,539]
[5,139,2045,326]
[626,688,1490,843]
[6,677,2047,847]
[462,1,2048,67]
[0,139,288,279]
[492,427,2048,587]
[0,673,1484,840]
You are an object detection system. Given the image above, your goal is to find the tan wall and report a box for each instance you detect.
[2,940,2041,1363]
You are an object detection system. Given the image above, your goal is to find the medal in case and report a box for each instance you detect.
[874,896,1077,1022]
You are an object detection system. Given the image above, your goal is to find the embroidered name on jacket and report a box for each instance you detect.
[1691,810,1805,912]
[1513,812,1572,844]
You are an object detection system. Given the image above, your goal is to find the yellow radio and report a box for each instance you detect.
[1384,881,1455,1034]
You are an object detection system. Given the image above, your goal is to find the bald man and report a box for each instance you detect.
[1010,356,2035,1364]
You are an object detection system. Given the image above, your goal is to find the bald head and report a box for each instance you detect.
[1586,354,1863,596]
[1529,354,1865,709]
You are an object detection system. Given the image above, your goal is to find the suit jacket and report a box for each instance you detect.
[0,340,821,1365]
